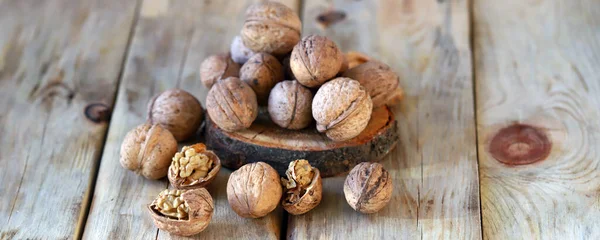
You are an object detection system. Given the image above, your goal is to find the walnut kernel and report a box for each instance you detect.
[344,162,393,213]
[148,188,214,236]
[281,160,322,215]
[120,123,177,179]
[227,162,282,218]
[168,143,221,189]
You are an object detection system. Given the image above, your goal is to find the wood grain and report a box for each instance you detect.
[0,1,138,239]
[83,0,298,239]
[286,0,481,239]
[474,0,600,239]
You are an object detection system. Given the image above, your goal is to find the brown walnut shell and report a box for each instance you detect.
[226,162,283,218]
[344,162,393,214]
[206,77,258,132]
[199,53,241,88]
[290,35,344,87]
[120,123,177,179]
[343,61,403,107]
[345,51,370,69]
[147,188,214,236]
[240,53,284,104]
[268,80,313,130]
[241,2,301,55]
[312,77,373,141]
[147,89,204,141]
[281,160,322,215]
[168,143,221,190]
[230,36,256,64]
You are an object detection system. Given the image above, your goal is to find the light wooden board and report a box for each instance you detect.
[83,0,298,239]
[286,0,481,239]
[474,0,600,239]
[0,1,138,239]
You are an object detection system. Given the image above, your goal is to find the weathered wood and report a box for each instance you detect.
[206,106,398,177]
[474,0,600,239]
[286,0,481,239]
[83,0,298,239]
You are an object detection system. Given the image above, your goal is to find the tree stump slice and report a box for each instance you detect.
[205,106,399,177]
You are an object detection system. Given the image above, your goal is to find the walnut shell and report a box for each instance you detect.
[345,51,370,69]
[148,188,214,236]
[290,35,344,87]
[230,36,256,65]
[120,123,177,179]
[268,80,313,130]
[240,53,284,104]
[344,162,393,213]
[312,77,373,141]
[227,162,283,218]
[168,143,221,190]
[199,53,241,88]
[241,2,301,55]
[281,160,322,215]
[343,61,403,107]
[206,77,258,132]
[147,89,204,141]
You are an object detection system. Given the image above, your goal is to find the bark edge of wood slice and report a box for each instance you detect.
[205,106,399,177]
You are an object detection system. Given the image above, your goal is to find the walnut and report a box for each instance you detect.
[227,162,282,218]
[199,53,240,88]
[290,35,344,87]
[240,53,284,104]
[168,143,221,190]
[312,77,373,141]
[281,160,322,215]
[230,36,256,64]
[147,89,204,141]
[344,162,393,213]
[120,123,177,179]
[148,188,214,236]
[345,51,370,69]
[343,61,403,107]
[268,80,313,130]
[241,1,301,55]
[205,77,258,132]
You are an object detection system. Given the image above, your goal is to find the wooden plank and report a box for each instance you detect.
[0,0,138,239]
[83,0,298,239]
[286,0,481,239]
[474,0,600,239]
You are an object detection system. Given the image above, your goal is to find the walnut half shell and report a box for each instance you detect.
[147,188,214,236]
[344,162,393,213]
[281,160,322,215]
[168,143,221,190]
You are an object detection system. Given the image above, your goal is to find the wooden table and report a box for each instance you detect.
[1,0,599,239]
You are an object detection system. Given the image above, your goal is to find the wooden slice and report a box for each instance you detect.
[205,106,399,177]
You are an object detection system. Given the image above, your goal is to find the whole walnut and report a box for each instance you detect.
[148,188,214,236]
[206,77,258,132]
[281,160,322,215]
[120,123,177,179]
[241,1,301,55]
[230,36,256,65]
[268,80,313,130]
[290,35,344,87]
[148,89,203,141]
[344,162,393,213]
[343,61,403,107]
[199,53,240,88]
[345,51,370,69]
[312,77,373,141]
[240,53,284,104]
[227,162,282,218]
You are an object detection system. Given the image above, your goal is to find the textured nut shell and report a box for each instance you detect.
[230,36,255,64]
[312,77,373,141]
[241,2,301,55]
[168,146,222,190]
[147,89,204,141]
[344,162,393,213]
[120,124,177,179]
[148,188,214,236]
[345,51,370,69]
[343,61,401,107]
[290,35,343,87]
[268,80,313,130]
[206,77,258,132]
[282,168,322,215]
[199,53,240,88]
[240,53,284,104]
[227,162,283,218]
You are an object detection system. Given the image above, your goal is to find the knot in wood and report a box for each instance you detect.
[488,124,551,165]
[84,103,111,123]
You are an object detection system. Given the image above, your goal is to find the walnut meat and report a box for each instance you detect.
[148,188,214,236]
[227,162,282,218]
[206,77,258,132]
[120,123,177,179]
[241,1,301,55]
[312,77,373,141]
[343,61,403,107]
[168,143,221,190]
[268,80,313,130]
[147,89,203,141]
[240,53,284,104]
[344,162,393,213]
[281,160,322,215]
[290,35,344,87]
[199,53,240,88]
[230,36,256,64]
